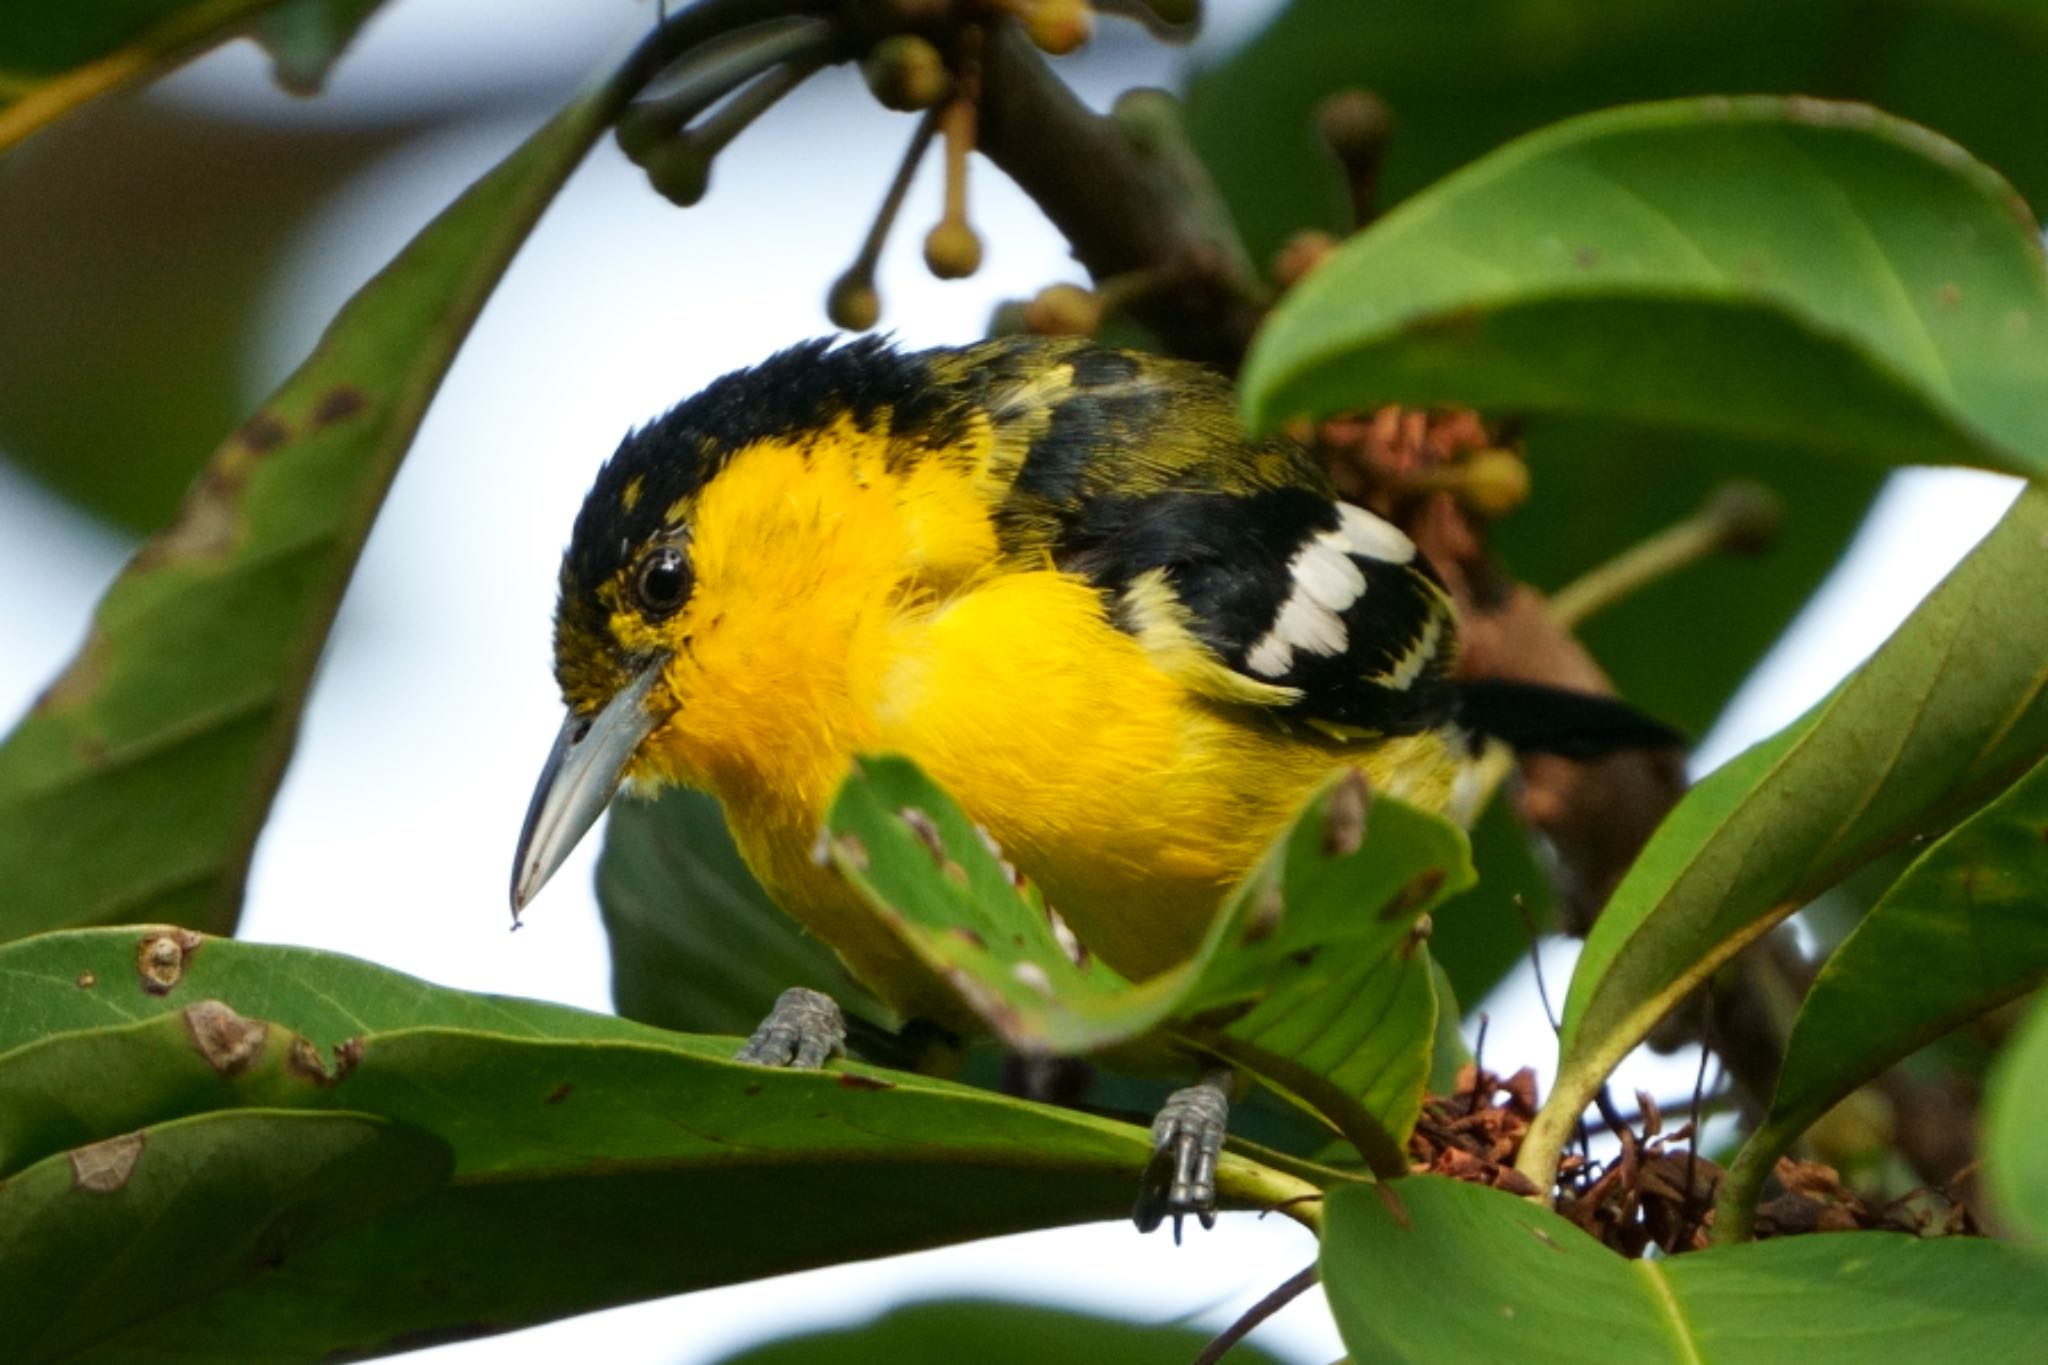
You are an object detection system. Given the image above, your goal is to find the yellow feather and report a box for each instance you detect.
[626,424,1463,1020]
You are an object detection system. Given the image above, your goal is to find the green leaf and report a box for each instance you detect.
[1187,0,2048,278]
[1723,751,2048,1235]
[1520,486,2048,1189]
[709,1299,1291,1365]
[251,0,384,95]
[1243,98,2048,484]
[0,105,425,532]
[1323,1176,2048,1364]
[0,1,388,153]
[1424,955,1472,1097]
[0,927,1305,1360]
[1986,987,2048,1243]
[0,54,636,943]
[0,1108,454,1364]
[824,757,1471,1147]
[599,787,893,1038]
[1427,789,1554,1009]
[0,925,669,1055]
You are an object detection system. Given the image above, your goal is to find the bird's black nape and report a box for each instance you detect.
[1453,679,1686,760]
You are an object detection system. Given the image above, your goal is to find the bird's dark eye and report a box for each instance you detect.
[633,545,692,617]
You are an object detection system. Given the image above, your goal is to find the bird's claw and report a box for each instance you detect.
[734,987,847,1068]
[1134,1069,1232,1241]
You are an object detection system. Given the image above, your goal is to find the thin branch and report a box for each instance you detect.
[973,19,1266,366]
[1191,1264,1320,1365]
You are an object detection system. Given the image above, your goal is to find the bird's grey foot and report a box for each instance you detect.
[1134,1068,1233,1241]
[734,986,847,1068]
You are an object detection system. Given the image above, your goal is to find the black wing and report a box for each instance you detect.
[1054,486,1462,738]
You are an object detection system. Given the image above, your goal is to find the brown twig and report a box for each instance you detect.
[1191,1263,1320,1365]
[973,19,1266,366]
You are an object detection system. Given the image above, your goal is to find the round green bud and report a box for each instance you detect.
[924,219,983,279]
[861,34,952,112]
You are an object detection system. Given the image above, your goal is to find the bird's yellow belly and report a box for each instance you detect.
[723,572,1462,1016]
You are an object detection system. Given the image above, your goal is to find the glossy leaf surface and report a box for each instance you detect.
[1986,987,2048,1243]
[1520,487,2048,1187]
[1323,1176,2048,1363]
[1244,99,2048,484]
[825,757,1470,1146]
[0,927,1222,1360]
[1725,752,2048,1227]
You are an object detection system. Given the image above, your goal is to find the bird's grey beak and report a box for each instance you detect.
[510,662,663,919]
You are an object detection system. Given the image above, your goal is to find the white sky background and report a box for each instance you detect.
[0,2,2023,1361]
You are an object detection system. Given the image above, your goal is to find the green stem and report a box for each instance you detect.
[1548,481,1782,630]
[1215,1153,1326,1235]
[1714,1120,1789,1243]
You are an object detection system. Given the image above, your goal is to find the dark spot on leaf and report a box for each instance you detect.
[899,806,946,862]
[70,1131,146,1193]
[1322,770,1370,856]
[312,385,368,426]
[183,999,269,1075]
[1379,868,1446,920]
[1936,282,1962,308]
[333,1037,366,1078]
[253,1208,306,1269]
[75,971,96,988]
[1400,914,1434,959]
[744,1082,764,1096]
[1288,946,1320,968]
[136,928,203,995]
[137,464,244,566]
[836,1072,894,1091]
[288,1035,339,1085]
[31,627,109,717]
[951,926,986,948]
[1574,246,1599,268]
[545,1083,574,1105]
[238,411,291,453]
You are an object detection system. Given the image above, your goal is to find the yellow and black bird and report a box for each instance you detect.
[512,334,1674,1227]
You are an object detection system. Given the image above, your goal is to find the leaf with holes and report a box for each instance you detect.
[0,45,642,943]
[823,756,1471,1148]
[0,926,1313,1360]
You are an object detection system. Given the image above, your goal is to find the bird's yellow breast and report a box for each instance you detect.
[631,432,1462,1021]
